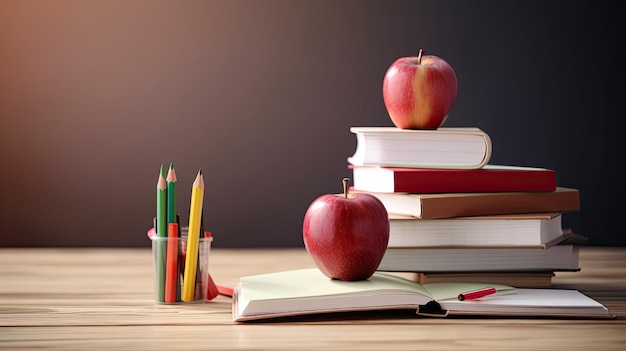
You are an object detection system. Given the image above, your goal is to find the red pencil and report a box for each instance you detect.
[457,287,497,301]
[165,222,179,302]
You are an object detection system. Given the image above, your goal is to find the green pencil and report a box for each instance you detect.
[166,163,179,301]
[166,163,177,224]
[156,165,167,302]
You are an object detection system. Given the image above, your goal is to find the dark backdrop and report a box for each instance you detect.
[1,0,624,248]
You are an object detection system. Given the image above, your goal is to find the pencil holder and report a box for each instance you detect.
[151,234,213,304]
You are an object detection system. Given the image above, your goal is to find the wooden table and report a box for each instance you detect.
[1,247,625,350]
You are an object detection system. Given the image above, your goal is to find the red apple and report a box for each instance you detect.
[382,48,458,129]
[303,178,390,281]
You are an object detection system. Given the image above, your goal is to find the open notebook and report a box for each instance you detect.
[232,268,613,322]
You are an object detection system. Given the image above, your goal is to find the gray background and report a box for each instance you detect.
[1,0,624,248]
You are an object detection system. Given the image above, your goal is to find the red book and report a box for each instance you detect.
[351,165,556,193]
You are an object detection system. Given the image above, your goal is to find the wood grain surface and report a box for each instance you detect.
[1,247,625,350]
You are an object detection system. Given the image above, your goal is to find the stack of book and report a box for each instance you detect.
[347,127,582,288]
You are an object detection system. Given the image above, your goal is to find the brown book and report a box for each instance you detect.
[411,272,555,288]
[352,187,579,219]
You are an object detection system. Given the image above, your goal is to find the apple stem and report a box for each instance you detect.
[342,178,350,199]
[417,48,424,65]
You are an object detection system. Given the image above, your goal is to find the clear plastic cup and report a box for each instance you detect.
[151,234,212,304]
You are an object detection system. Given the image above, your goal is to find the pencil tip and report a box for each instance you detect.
[169,162,174,169]
[198,168,202,175]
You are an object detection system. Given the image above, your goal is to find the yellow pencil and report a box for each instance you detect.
[182,169,204,302]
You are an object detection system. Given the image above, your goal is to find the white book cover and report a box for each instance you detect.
[347,127,492,169]
[378,244,580,272]
[387,212,565,248]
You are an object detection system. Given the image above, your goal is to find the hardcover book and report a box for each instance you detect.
[411,271,556,288]
[347,127,492,169]
[387,212,567,248]
[350,187,579,219]
[233,268,611,321]
[351,164,557,193]
[377,244,580,273]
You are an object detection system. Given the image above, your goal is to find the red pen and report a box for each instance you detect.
[457,287,497,301]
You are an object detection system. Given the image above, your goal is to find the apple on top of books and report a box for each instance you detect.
[383,48,458,129]
[303,178,390,281]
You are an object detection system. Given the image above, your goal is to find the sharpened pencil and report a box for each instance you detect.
[164,163,179,302]
[156,165,167,302]
[166,163,177,224]
[182,169,204,302]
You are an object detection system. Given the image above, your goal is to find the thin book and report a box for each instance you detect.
[411,271,556,288]
[350,164,557,193]
[350,187,580,220]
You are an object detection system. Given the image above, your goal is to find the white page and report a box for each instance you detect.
[438,288,610,316]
